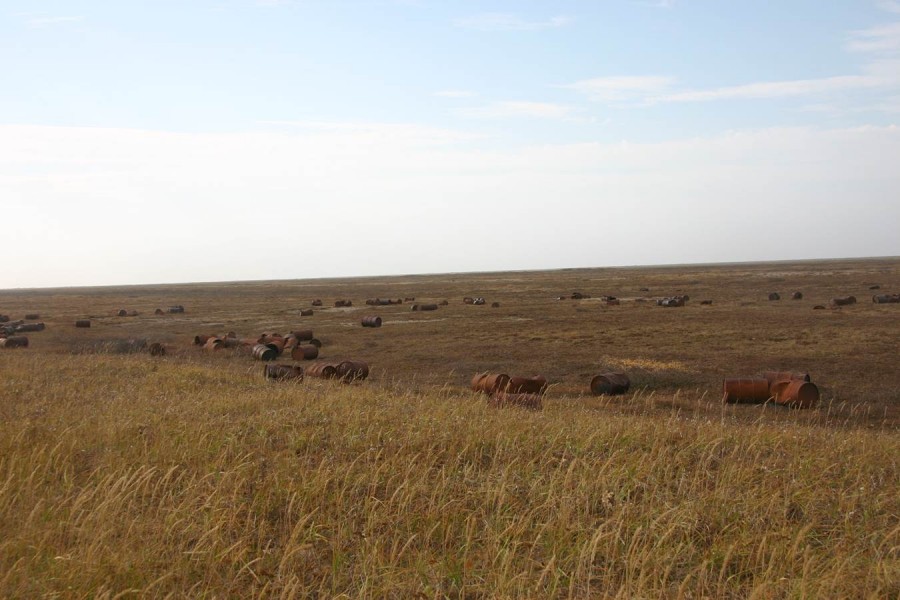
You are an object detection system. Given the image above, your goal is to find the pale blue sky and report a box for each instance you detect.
[2,1,899,287]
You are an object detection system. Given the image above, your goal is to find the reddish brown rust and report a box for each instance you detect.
[762,371,811,388]
[491,302,501,308]
[305,362,338,379]
[251,344,277,361]
[813,305,826,310]
[291,345,319,360]
[768,293,781,301]
[771,380,819,409]
[488,392,543,410]
[75,319,91,328]
[411,304,438,311]
[700,300,713,305]
[722,378,771,404]
[291,330,314,341]
[334,300,353,307]
[361,316,383,328]
[463,297,474,305]
[311,299,323,306]
[507,376,548,395]
[264,364,304,381]
[0,336,29,348]
[471,372,511,395]
[590,373,631,396]
[300,309,314,316]
[791,291,803,300]
[204,337,225,351]
[154,308,165,315]
[336,360,369,382]
[831,296,857,306]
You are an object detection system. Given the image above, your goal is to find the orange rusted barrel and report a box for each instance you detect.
[204,337,225,351]
[507,375,548,395]
[337,360,369,382]
[0,336,29,348]
[305,362,338,379]
[771,380,819,409]
[471,372,510,395]
[463,297,474,304]
[251,344,277,361]
[488,392,543,410]
[590,373,630,396]
[361,316,382,328]
[264,364,303,381]
[291,345,319,360]
[722,378,771,404]
[221,338,242,349]
[75,319,91,328]
[762,371,810,388]
[194,334,215,346]
[291,330,313,341]
[300,309,314,316]
[264,338,285,354]
[148,343,167,356]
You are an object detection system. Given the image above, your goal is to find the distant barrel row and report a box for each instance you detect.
[263,360,369,383]
[1,321,45,335]
[194,331,321,361]
[154,305,185,315]
[470,371,632,410]
[723,371,818,409]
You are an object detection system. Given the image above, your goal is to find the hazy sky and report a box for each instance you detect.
[2,0,899,288]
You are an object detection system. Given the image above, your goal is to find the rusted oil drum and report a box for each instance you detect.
[700,300,713,305]
[307,338,322,348]
[148,342,167,356]
[337,360,369,382]
[439,300,449,305]
[312,299,323,306]
[154,308,165,315]
[768,293,781,301]
[791,291,803,300]
[334,300,352,307]
[488,392,543,410]
[0,336,29,348]
[404,297,415,302]
[873,294,900,304]
[251,344,277,361]
[282,335,299,351]
[291,330,314,341]
[194,334,214,346]
[361,316,383,328]
[204,337,225,351]
[571,292,586,300]
[590,373,631,396]
[412,304,438,311]
[16,322,45,332]
[75,319,91,328]
[291,345,319,360]
[221,338,242,349]
[117,309,128,317]
[605,299,620,306]
[471,372,511,395]
[831,296,857,306]
[264,364,304,381]
[660,298,684,307]
[305,362,338,379]
[771,380,819,409]
[491,302,501,308]
[300,309,314,316]
[0,315,9,323]
[762,371,811,388]
[722,378,771,404]
[813,305,826,310]
[264,340,285,355]
[24,313,40,320]
[168,305,185,313]
[463,297,474,304]
[507,375,548,395]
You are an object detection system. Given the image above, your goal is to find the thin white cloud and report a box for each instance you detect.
[658,74,889,102]
[26,15,83,27]
[454,13,572,32]
[847,22,900,54]
[454,101,579,120]
[877,1,900,14]
[434,90,477,98]
[561,76,675,102]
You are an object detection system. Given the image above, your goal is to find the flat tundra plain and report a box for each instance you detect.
[0,258,898,598]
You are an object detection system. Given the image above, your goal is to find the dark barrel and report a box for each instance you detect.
[148,343,167,356]
[264,364,304,381]
[75,319,91,328]
[251,344,277,361]
[590,373,631,396]
[361,316,382,328]
[507,375,548,395]
[291,345,319,360]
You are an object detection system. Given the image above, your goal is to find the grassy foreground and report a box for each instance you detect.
[1,353,896,598]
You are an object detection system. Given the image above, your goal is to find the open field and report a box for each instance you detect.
[1,258,898,597]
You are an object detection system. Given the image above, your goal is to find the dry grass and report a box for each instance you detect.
[0,258,898,597]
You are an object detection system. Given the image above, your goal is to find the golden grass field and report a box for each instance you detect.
[1,258,898,598]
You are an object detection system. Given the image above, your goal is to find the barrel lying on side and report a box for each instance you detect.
[291,345,319,360]
[311,299,323,306]
[305,362,338,379]
[16,322,45,332]
[770,379,819,409]
[300,309,314,316]
[291,330,314,341]
[0,336,29,348]
[75,319,91,328]
[361,316,382,328]
[148,342,167,356]
[791,291,803,300]
[722,378,771,404]
[264,364,303,381]
[507,375,548,395]
[168,305,185,314]
[768,292,781,301]
[488,392,543,410]
[411,304,438,311]
[873,294,900,304]
[334,300,353,307]
[590,372,630,396]
[117,309,128,317]
[471,372,510,395]
[204,337,225,351]
[251,344,277,361]
[831,296,857,306]
[336,360,369,382]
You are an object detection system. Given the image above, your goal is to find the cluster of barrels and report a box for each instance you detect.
[154,305,185,315]
[723,371,819,409]
[411,304,438,311]
[366,298,403,306]
[657,295,688,307]
[264,360,370,383]
[463,297,486,305]
[194,330,321,362]
[831,296,857,307]
[470,371,633,410]
[768,291,804,301]
[333,300,352,307]
[1,313,45,348]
